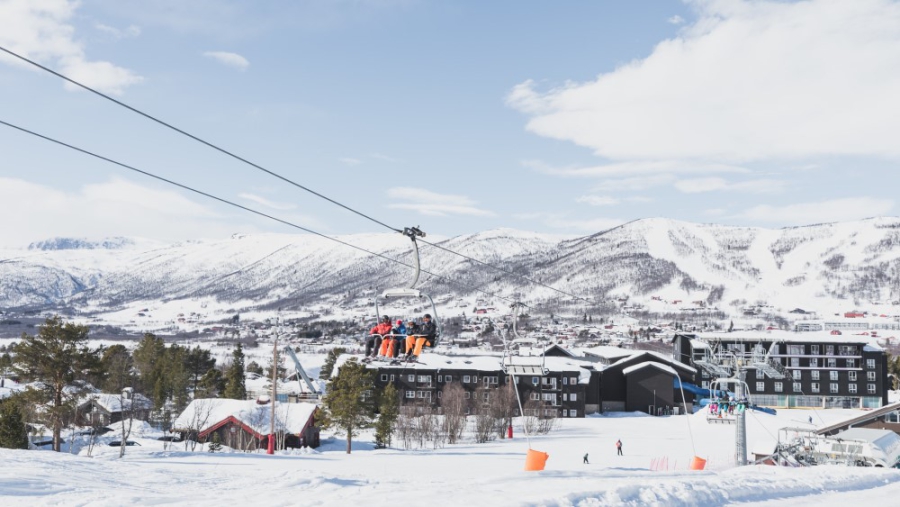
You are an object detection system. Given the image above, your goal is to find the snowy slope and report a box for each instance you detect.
[2,218,900,324]
[2,408,899,506]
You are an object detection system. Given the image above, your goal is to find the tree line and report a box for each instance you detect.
[0,317,249,451]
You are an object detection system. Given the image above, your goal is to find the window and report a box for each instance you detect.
[417,375,431,384]
[491,376,499,384]
[774,382,783,393]
[811,383,820,393]
[826,358,837,368]
[867,371,876,381]
[702,371,709,379]
[702,381,710,389]
[810,345,819,355]
[793,370,802,380]
[406,391,415,399]
[437,391,442,398]
[563,377,568,385]
[849,371,857,381]
[438,375,442,383]
[868,384,876,394]
[532,377,539,386]
[562,393,567,401]
[465,392,471,399]
[791,357,800,368]
[791,382,801,391]
[569,410,577,417]
[826,345,835,355]
[570,393,577,401]
[788,345,803,355]
[484,377,490,385]
[408,374,415,382]
[839,345,858,356]
[811,370,820,381]
[756,382,765,391]
[846,359,856,368]
[463,375,471,384]
[809,358,819,368]
[380,374,388,382]
[542,393,554,401]
[830,383,839,393]
[473,376,478,384]
[390,375,395,381]
[571,377,577,385]
[830,371,838,381]
[867,359,876,369]
[530,393,540,401]
[848,383,857,394]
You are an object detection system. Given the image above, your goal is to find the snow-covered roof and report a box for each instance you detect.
[693,330,884,345]
[689,339,709,349]
[609,351,696,374]
[80,393,152,412]
[582,345,635,360]
[172,399,317,436]
[833,428,900,450]
[335,352,594,384]
[622,361,678,376]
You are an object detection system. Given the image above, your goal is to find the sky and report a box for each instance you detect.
[1,0,899,248]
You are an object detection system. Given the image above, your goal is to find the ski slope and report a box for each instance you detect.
[2,408,899,506]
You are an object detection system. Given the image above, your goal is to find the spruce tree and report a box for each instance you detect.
[223,344,246,400]
[0,397,29,449]
[208,432,222,453]
[320,359,375,453]
[319,347,346,380]
[12,317,97,452]
[374,383,399,449]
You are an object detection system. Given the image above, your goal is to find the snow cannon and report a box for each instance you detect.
[689,456,707,470]
[524,449,549,471]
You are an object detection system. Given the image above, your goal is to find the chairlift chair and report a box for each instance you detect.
[500,302,548,376]
[706,378,751,424]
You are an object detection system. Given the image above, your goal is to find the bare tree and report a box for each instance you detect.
[490,382,518,439]
[523,399,558,435]
[440,382,467,444]
[184,400,214,452]
[472,386,496,444]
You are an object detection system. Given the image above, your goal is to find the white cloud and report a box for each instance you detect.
[523,159,748,178]
[386,187,494,217]
[95,23,141,39]
[514,212,623,232]
[0,177,246,247]
[674,177,787,194]
[738,197,894,225]
[203,51,250,71]
[238,193,296,211]
[668,15,685,25]
[593,174,677,192]
[339,157,362,166]
[0,0,142,95]
[370,153,398,163]
[508,0,900,162]
[576,195,619,206]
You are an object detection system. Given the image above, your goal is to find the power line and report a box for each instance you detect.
[0,45,401,235]
[0,118,526,309]
[0,44,594,306]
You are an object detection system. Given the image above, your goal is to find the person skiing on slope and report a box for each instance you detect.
[583,453,589,464]
[616,439,623,456]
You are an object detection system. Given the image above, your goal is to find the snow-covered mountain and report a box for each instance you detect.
[2,218,899,322]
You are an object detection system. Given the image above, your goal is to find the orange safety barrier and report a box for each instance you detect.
[689,456,707,470]
[524,449,549,471]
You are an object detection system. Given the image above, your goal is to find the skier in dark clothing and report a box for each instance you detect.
[405,313,436,358]
[583,453,589,464]
[616,439,623,456]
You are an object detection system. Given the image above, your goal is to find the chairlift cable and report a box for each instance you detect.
[0,44,597,308]
[0,118,526,309]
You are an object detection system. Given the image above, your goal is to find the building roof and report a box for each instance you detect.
[172,399,317,436]
[336,352,594,384]
[609,351,696,375]
[582,345,636,361]
[832,428,900,450]
[816,401,900,436]
[622,361,678,376]
[691,330,884,347]
[80,393,153,412]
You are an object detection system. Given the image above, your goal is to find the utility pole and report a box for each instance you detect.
[268,316,279,455]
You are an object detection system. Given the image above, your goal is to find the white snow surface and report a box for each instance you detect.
[3,408,900,506]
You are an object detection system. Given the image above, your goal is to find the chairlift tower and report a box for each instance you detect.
[694,339,785,466]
